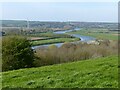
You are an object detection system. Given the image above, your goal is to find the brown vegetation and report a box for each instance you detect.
[33,40,118,67]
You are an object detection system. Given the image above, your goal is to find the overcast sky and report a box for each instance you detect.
[1,2,118,22]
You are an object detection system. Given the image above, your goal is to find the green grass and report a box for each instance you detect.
[68,28,118,40]
[28,32,74,38]
[31,38,80,46]
[2,56,118,88]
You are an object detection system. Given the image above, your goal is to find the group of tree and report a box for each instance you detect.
[2,35,34,71]
[2,35,118,71]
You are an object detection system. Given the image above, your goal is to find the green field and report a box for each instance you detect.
[2,56,118,88]
[28,32,80,46]
[28,32,74,38]
[68,28,118,40]
[31,38,80,46]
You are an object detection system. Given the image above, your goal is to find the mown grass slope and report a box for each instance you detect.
[2,56,118,88]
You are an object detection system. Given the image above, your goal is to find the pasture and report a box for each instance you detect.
[68,28,118,40]
[2,56,118,88]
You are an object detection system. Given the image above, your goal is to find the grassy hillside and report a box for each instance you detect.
[2,56,118,88]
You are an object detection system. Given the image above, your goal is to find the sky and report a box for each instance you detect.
[0,0,119,2]
[1,1,119,22]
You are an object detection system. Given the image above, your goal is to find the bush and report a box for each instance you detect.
[2,35,34,71]
[34,40,118,67]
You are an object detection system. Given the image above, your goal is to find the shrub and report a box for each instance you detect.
[34,40,118,67]
[2,35,34,71]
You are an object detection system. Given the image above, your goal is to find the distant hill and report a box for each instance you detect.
[1,20,118,29]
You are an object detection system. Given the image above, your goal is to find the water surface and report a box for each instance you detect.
[32,28,96,49]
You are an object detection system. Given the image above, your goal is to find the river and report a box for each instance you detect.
[32,28,96,49]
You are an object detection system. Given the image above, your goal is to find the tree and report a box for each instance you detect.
[2,35,34,71]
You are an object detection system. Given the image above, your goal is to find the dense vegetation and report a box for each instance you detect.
[33,40,118,67]
[2,56,118,88]
[2,36,34,71]
[2,35,118,71]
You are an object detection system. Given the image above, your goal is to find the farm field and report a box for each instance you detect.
[68,28,118,40]
[31,37,80,46]
[28,32,73,38]
[2,55,118,88]
[27,32,80,46]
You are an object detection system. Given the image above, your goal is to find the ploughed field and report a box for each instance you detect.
[2,56,118,88]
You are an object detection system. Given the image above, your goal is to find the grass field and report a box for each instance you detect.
[28,32,73,38]
[31,37,80,46]
[68,28,118,40]
[2,55,118,88]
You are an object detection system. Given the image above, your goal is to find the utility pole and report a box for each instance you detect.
[27,20,30,29]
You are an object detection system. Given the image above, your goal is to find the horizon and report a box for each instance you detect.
[1,19,118,23]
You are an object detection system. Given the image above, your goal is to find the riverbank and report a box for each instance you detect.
[68,28,118,40]
[31,28,97,49]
